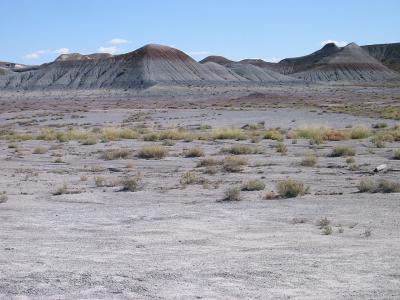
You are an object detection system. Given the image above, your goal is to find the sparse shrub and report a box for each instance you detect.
[94,176,106,187]
[101,127,139,141]
[241,179,265,191]
[322,225,333,235]
[291,217,307,224]
[372,122,387,129]
[222,187,241,201]
[162,139,176,146]
[371,137,385,148]
[346,157,355,164]
[300,155,318,167]
[180,170,206,185]
[264,129,284,141]
[317,217,330,229]
[120,175,142,192]
[275,142,288,155]
[363,229,372,237]
[350,125,370,139]
[33,147,48,154]
[223,156,248,172]
[212,128,246,140]
[80,136,97,145]
[138,144,168,159]
[358,178,400,193]
[393,149,400,160]
[53,184,68,196]
[80,175,88,181]
[101,148,130,160]
[184,146,205,157]
[227,144,256,155]
[276,179,307,198]
[0,192,7,203]
[197,158,220,167]
[330,145,355,157]
[204,166,218,175]
[143,132,160,141]
[53,158,63,163]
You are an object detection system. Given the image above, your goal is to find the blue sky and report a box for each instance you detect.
[1,0,399,64]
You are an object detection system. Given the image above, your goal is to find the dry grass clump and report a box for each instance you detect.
[274,142,288,155]
[290,126,328,144]
[197,157,221,167]
[223,156,248,172]
[222,187,241,201]
[227,144,258,155]
[180,170,207,185]
[372,122,388,129]
[101,127,139,141]
[330,145,355,157]
[159,129,196,141]
[52,184,68,196]
[33,147,48,154]
[138,144,168,159]
[299,155,318,167]
[346,157,355,164]
[393,149,400,160]
[120,175,142,192]
[350,125,370,139]
[358,178,400,193]
[101,148,130,160]
[184,146,205,157]
[212,128,246,140]
[143,132,160,141]
[277,179,308,198]
[241,179,265,191]
[264,129,284,141]
[94,176,106,187]
[0,192,8,203]
[80,136,97,145]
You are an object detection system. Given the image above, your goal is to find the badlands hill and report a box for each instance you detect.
[1,42,400,90]
[279,43,399,82]
[362,43,400,73]
[0,44,295,90]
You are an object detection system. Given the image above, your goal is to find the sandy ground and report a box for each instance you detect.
[0,106,400,299]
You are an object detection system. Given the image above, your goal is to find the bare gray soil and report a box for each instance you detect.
[0,106,400,299]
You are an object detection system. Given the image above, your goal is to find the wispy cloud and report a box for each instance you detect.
[54,48,70,54]
[320,39,348,47]
[23,48,70,59]
[97,46,118,54]
[109,38,129,45]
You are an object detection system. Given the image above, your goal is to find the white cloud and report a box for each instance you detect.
[109,38,129,45]
[97,46,118,54]
[54,48,70,54]
[320,39,348,47]
[23,48,70,59]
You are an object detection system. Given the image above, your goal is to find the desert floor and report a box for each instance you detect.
[0,103,400,299]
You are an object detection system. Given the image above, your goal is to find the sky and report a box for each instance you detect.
[1,0,399,65]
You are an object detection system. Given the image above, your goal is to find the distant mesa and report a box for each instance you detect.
[199,56,234,66]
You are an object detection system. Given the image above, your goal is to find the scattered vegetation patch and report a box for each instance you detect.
[212,128,246,140]
[241,179,265,191]
[222,187,241,201]
[276,179,308,198]
[33,147,48,154]
[138,144,168,159]
[264,129,284,141]
[227,144,258,155]
[358,178,400,193]
[393,149,400,160]
[52,184,68,196]
[223,156,248,172]
[184,146,205,157]
[0,192,7,203]
[180,170,207,185]
[299,155,318,167]
[197,158,221,167]
[330,145,355,157]
[101,148,130,160]
[120,175,142,192]
[350,125,370,139]
[274,142,288,155]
